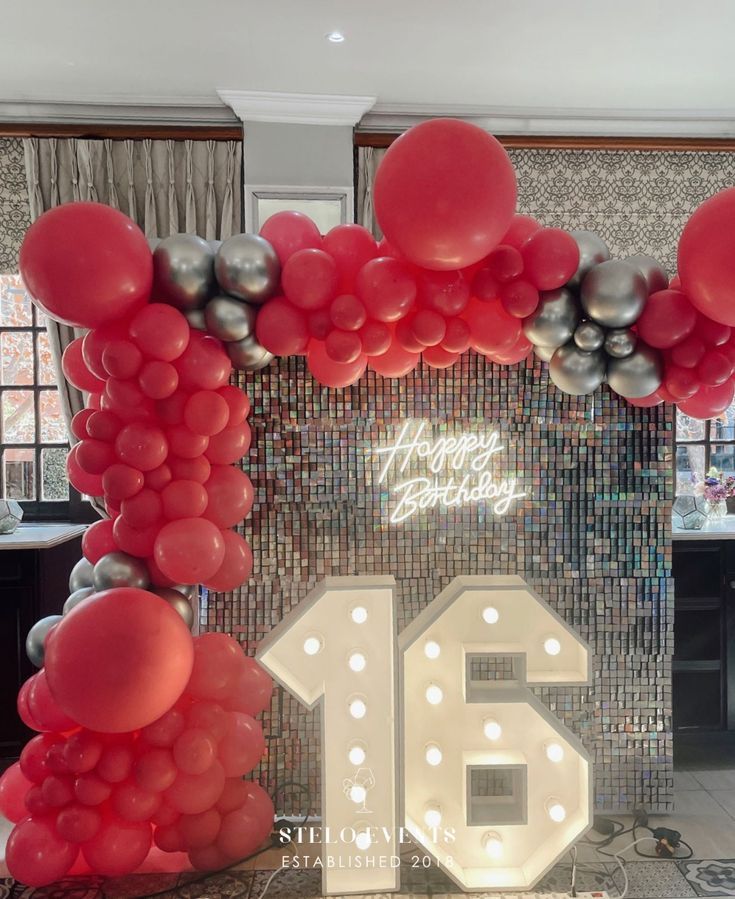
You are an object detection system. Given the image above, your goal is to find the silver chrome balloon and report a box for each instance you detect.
[606,342,663,398]
[567,231,610,290]
[63,586,95,615]
[214,234,280,305]
[549,344,607,396]
[627,254,668,294]
[184,308,207,331]
[522,288,580,349]
[534,345,557,362]
[573,320,605,352]
[155,588,195,630]
[172,583,198,599]
[69,556,94,593]
[93,552,151,591]
[26,615,62,668]
[204,296,257,343]
[226,334,275,372]
[153,234,216,311]
[580,260,648,328]
[604,327,638,359]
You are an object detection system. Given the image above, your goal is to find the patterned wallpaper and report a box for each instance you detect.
[197,143,735,817]
[0,139,31,273]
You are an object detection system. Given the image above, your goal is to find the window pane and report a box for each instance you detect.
[711,444,735,478]
[712,404,735,441]
[1,331,34,385]
[676,444,705,494]
[41,447,69,501]
[676,410,706,441]
[2,390,35,443]
[39,390,66,443]
[36,331,56,386]
[0,277,32,327]
[4,448,35,500]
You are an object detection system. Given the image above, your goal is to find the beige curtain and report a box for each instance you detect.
[356,146,386,237]
[23,136,243,470]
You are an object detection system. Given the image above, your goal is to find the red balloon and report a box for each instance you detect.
[62,338,106,393]
[500,280,540,319]
[670,335,706,369]
[112,517,160,559]
[464,297,521,355]
[44,588,194,733]
[162,479,208,520]
[112,780,161,822]
[82,320,131,379]
[217,782,273,860]
[205,421,251,465]
[521,228,580,291]
[6,816,78,886]
[259,211,321,264]
[256,296,309,356]
[187,700,230,741]
[636,289,697,349]
[74,772,112,806]
[138,360,179,399]
[485,244,524,283]
[174,728,217,775]
[176,334,232,391]
[216,777,251,815]
[81,518,116,564]
[203,466,254,528]
[82,817,152,876]
[395,318,424,353]
[19,202,152,328]
[185,391,230,436]
[156,391,188,425]
[665,364,700,400]
[105,376,147,410]
[696,314,731,347]
[0,763,33,823]
[330,294,367,331]
[422,345,459,369]
[120,487,162,528]
[154,821,185,852]
[282,248,339,310]
[67,444,104,497]
[129,303,190,361]
[151,802,179,826]
[218,385,250,425]
[102,463,144,501]
[307,339,367,388]
[135,747,178,793]
[502,214,542,249]
[492,332,534,365]
[325,328,363,363]
[322,224,378,291]
[188,633,244,702]
[70,408,94,441]
[679,187,735,325]
[115,422,168,471]
[369,339,420,377]
[97,742,136,784]
[359,320,392,356]
[307,308,332,340]
[41,774,74,808]
[625,391,666,408]
[169,454,211,484]
[417,270,470,316]
[63,731,103,774]
[166,423,209,459]
[373,119,516,270]
[356,257,417,322]
[86,410,122,443]
[202,531,254,592]
[141,707,186,748]
[222,657,273,717]
[179,807,222,851]
[27,670,77,733]
[154,518,226,583]
[678,381,735,419]
[164,759,226,815]
[102,339,143,380]
[698,350,733,386]
[56,804,101,843]
[21,733,62,783]
[410,309,446,347]
[441,317,472,354]
[471,266,500,302]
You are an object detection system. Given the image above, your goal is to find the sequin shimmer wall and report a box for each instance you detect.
[207,352,673,815]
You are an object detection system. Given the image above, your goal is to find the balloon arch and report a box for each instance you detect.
[1,118,735,885]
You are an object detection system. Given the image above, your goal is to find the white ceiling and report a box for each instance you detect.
[2,0,735,125]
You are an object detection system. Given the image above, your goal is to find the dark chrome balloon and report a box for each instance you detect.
[604,327,638,359]
[69,556,94,593]
[215,234,280,304]
[580,260,648,328]
[549,343,607,396]
[226,334,275,371]
[155,588,195,630]
[627,254,668,294]
[204,296,257,343]
[573,320,605,352]
[522,288,580,349]
[93,552,151,591]
[26,615,63,668]
[534,345,557,362]
[567,231,610,290]
[63,586,95,615]
[153,234,216,311]
[606,343,663,398]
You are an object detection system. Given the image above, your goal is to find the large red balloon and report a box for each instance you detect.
[373,119,516,270]
[678,381,735,420]
[44,588,194,733]
[521,228,580,291]
[129,303,190,361]
[154,518,226,583]
[636,289,697,349]
[282,248,339,310]
[19,202,152,328]
[6,816,78,886]
[679,188,735,325]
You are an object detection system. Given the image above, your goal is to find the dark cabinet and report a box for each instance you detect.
[673,539,735,732]
[0,535,83,766]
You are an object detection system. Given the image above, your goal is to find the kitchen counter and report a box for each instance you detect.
[0,523,86,550]
[673,516,735,541]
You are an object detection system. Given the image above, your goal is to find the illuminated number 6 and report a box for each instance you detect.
[257,575,591,895]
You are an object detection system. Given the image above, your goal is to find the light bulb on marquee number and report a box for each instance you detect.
[348,651,366,672]
[424,803,442,828]
[257,575,592,895]
[303,635,322,655]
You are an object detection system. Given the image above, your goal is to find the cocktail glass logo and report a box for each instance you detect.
[342,767,375,814]
[374,420,527,523]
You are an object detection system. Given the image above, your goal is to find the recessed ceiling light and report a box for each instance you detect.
[326,31,345,43]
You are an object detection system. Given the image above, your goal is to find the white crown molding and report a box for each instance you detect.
[0,95,238,126]
[361,103,735,138]
[218,90,376,127]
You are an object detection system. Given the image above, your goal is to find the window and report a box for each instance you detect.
[0,274,72,519]
[675,404,735,494]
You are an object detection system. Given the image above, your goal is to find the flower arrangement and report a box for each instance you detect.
[696,467,735,506]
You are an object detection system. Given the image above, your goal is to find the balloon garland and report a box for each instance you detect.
[3,116,735,886]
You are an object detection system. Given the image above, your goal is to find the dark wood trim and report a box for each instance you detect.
[355,132,735,152]
[0,123,242,140]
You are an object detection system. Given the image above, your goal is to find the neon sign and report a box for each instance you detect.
[374,421,527,523]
